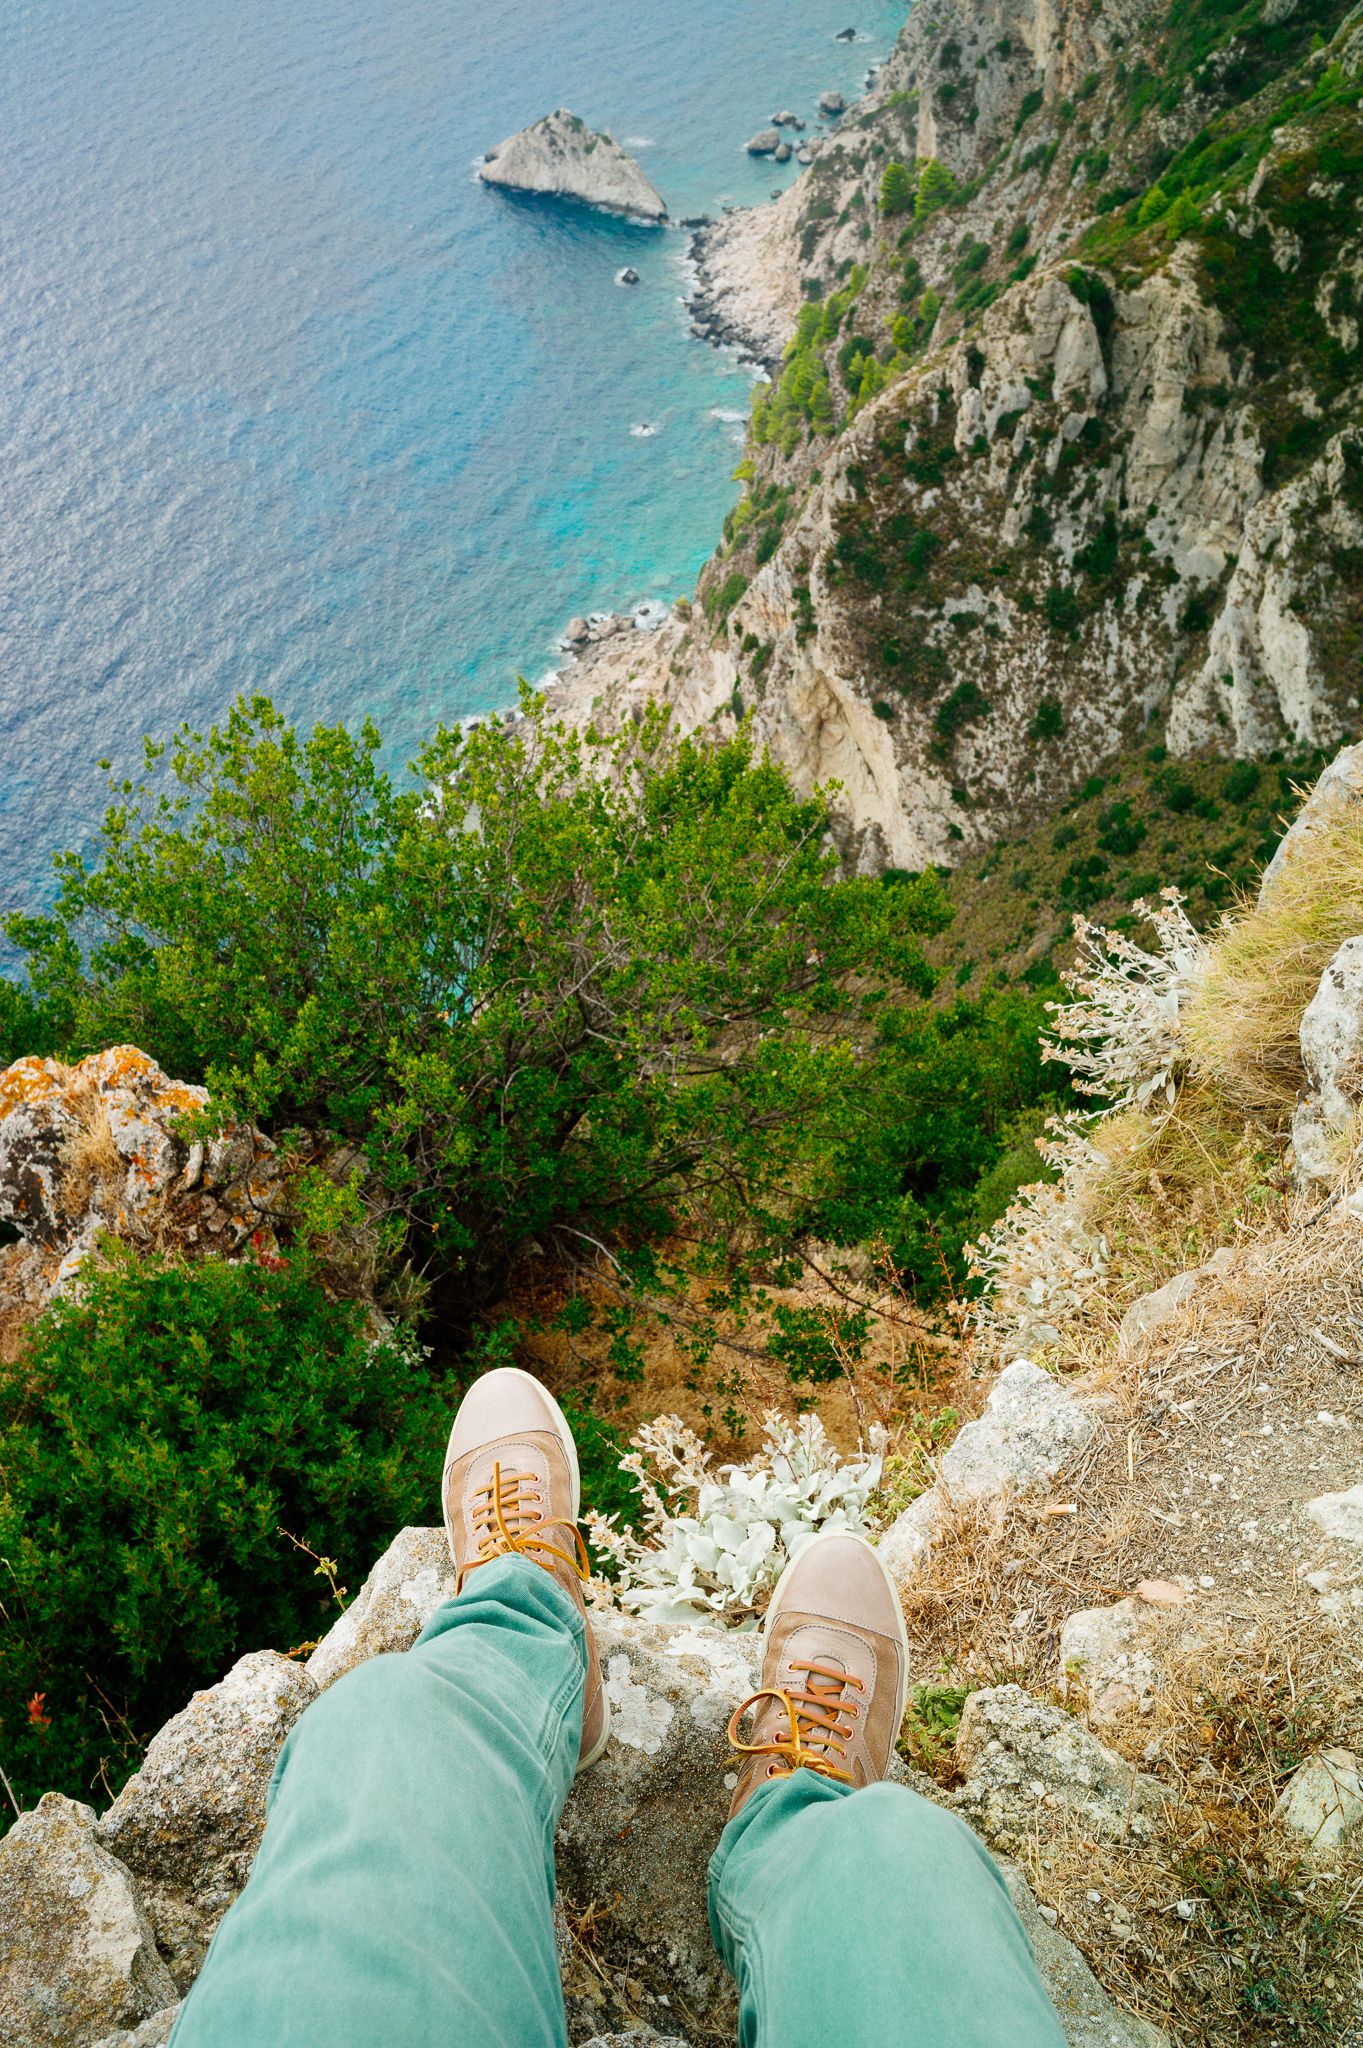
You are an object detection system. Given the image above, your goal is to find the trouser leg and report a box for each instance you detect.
[708,1773,1067,2048]
[171,1555,584,2048]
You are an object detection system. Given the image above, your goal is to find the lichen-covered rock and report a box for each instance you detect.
[96,1652,314,1989]
[91,2007,181,2048]
[1292,935,1363,1185]
[953,1686,1162,1851]
[0,1047,294,1351]
[1276,1749,1363,1851]
[578,2033,692,2048]
[1058,1598,1207,1726]
[0,1793,176,2048]
[556,1611,759,2035]
[307,1526,457,1691]
[480,111,668,222]
[879,1360,1099,1579]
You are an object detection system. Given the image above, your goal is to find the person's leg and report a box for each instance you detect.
[171,1556,581,2048]
[710,1528,1066,2048]
[709,1772,1066,2048]
[173,1361,610,2048]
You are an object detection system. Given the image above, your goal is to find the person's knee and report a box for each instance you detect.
[838,1782,1006,1889]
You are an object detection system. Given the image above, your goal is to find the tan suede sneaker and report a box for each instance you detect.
[726,1529,909,1818]
[442,1367,610,1770]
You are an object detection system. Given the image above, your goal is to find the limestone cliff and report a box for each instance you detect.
[558,0,1363,868]
[480,110,668,223]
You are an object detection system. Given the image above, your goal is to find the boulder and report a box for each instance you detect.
[0,1793,176,2048]
[745,129,781,155]
[953,1686,1163,1851]
[307,1525,457,1692]
[1306,1484,1363,1545]
[1259,742,1363,902]
[819,89,847,113]
[557,1611,759,2033]
[771,109,799,126]
[91,2010,181,2048]
[563,616,592,646]
[1059,1597,1206,1724]
[1292,935,1363,1185]
[1276,1748,1363,1851]
[773,141,793,163]
[480,111,668,223]
[1116,1247,1234,1360]
[96,1652,314,1989]
[879,1360,1099,1579]
[0,1047,294,1347]
[616,267,641,286]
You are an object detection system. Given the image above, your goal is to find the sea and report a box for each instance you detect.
[0,0,903,928]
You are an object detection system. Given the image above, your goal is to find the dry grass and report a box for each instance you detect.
[1082,1083,1288,1306]
[1183,799,1363,1112]
[59,1084,125,1217]
[895,1206,1363,2045]
[512,1239,965,1464]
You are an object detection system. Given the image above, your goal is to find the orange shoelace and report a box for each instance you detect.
[727,1660,865,1786]
[456,1461,591,1594]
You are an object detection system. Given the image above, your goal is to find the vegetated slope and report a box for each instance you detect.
[571,0,1363,873]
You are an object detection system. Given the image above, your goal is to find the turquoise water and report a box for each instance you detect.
[0,0,903,921]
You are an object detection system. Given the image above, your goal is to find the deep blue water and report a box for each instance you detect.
[0,0,902,923]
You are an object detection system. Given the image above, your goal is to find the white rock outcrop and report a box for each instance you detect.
[1276,1748,1363,1851]
[879,1359,1099,1578]
[95,1652,315,1988]
[0,1794,176,2048]
[480,111,667,222]
[954,1686,1163,1849]
[1292,936,1363,1184]
[306,1524,457,1691]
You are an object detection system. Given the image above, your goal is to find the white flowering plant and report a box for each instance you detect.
[966,1115,1111,1354]
[1044,891,1209,1110]
[586,1410,886,1628]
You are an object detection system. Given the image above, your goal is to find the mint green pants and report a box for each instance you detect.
[171,1556,1065,2048]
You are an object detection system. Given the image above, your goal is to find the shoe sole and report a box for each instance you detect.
[761,1528,912,1747]
[442,1367,612,1773]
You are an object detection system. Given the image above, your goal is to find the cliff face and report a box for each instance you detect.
[480,110,668,223]
[562,0,1363,869]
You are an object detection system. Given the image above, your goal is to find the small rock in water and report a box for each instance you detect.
[818,90,846,115]
[616,266,641,286]
[771,109,799,127]
[745,128,781,155]
[562,616,592,648]
[773,142,792,163]
[835,25,857,40]
[629,422,659,438]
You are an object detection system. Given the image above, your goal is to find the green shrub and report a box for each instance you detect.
[915,159,958,219]
[880,160,915,216]
[705,569,749,628]
[0,1250,453,1814]
[811,992,1068,1295]
[7,697,949,1329]
[1044,584,1083,635]
[1027,697,1065,741]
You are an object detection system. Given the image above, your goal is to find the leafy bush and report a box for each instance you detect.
[6,696,948,1333]
[0,1250,453,1812]
[1027,697,1065,742]
[915,159,958,219]
[810,989,1069,1294]
[880,160,915,215]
